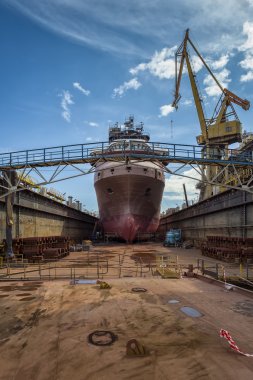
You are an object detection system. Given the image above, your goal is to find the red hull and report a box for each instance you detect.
[94,161,165,242]
[102,213,160,242]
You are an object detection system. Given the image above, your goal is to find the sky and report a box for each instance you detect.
[1,0,253,212]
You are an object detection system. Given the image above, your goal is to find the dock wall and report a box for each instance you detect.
[158,189,253,247]
[0,189,97,241]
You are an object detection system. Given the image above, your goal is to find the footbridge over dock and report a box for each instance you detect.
[0,141,252,170]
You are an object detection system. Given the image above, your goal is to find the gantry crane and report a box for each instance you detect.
[172,29,250,199]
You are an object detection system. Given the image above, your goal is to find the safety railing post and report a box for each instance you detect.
[118,254,121,278]
[216,263,219,279]
[201,259,205,274]
[97,252,100,279]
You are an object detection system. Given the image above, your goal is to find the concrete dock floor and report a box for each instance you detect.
[1,269,253,379]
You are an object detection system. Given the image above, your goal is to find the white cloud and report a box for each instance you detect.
[73,82,90,96]
[240,71,253,82]
[6,0,253,58]
[203,68,231,97]
[159,104,175,117]
[240,21,253,51]
[130,46,177,79]
[112,78,141,98]
[164,168,200,203]
[210,54,230,70]
[88,122,99,127]
[240,53,253,70]
[190,55,203,73]
[239,23,253,82]
[60,90,74,122]
[182,99,192,106]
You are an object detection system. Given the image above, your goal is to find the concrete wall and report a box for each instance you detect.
[158,189,253,247]
[0,189,97,241]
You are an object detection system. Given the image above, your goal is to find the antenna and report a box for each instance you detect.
[170,120,173,139]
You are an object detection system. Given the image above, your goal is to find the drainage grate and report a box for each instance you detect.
[131,287,147,293]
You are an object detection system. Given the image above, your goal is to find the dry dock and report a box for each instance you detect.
[1,244,253,380]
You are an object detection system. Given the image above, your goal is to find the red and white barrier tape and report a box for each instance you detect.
[220,329,253,357]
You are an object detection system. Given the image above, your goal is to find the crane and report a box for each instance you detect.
[172,29,250,199]
[172,29,250,146]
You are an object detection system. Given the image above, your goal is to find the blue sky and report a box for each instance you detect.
[1,0,253,212]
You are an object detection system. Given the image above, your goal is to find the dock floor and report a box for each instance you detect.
[1,250,253,379]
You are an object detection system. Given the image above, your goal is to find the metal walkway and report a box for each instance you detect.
[0,141,252,170]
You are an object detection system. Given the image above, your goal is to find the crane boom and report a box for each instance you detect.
[172,29,250,146]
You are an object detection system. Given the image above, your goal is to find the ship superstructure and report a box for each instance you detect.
[93,116,166,242]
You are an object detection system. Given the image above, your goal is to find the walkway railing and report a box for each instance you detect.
[0,141,252,170]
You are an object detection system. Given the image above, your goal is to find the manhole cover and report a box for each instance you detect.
[131,287,147,293]
[180,306,203,317]
[88,330,118,346]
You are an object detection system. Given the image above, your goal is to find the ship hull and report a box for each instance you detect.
[94,161,165,242]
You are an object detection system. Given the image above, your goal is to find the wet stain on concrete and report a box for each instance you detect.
[232,300,253,317]
[180,307,203,318]
[19,297,36,301]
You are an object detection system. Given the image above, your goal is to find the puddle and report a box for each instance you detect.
[71,279,97,285]
[168,299,180,304]
[180,306,203,318]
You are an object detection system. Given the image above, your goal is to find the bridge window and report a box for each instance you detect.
[126,166,132,171]
[97,172,101,177]
[107,188,113,194]
[111,169,114,174]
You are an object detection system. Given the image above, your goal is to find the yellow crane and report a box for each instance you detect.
[172,29,250,199]
[172,29,250,146]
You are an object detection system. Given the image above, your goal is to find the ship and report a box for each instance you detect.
[92,116,167,242]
